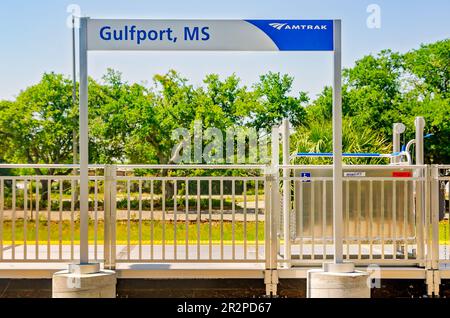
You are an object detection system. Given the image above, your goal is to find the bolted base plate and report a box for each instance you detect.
[322,262,355,273]
[68,263,101,275]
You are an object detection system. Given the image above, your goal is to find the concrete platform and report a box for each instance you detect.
[0,261,430,279]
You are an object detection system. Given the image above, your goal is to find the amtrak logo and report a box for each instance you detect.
[268,22,328,31]
[268,23,287,30]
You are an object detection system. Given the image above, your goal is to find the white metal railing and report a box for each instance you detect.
[0,166,107,263]
[106,166,268,265]
[0,164,273,266]
[0,163,445,272]
[0,174,82,262]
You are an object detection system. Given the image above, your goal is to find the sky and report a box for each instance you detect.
[0,0,449,101]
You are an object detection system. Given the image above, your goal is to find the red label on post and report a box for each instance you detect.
[392,171,412,178]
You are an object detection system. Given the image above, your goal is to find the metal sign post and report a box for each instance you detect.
[79,17,89,264]
[332,19,343,265]
[77,17,343,267]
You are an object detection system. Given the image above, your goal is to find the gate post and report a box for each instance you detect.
[415,165,426,266]
[264,169,280,296]
[281,119,291,268]
[426,165,441,296]
[430,165,440,270]
[104,164,117,270]
[264,126,280,297]
[415,117,425,266]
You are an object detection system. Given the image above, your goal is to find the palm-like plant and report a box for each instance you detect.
[291,118,391,165]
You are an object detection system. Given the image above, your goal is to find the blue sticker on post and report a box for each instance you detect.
[300,172,311,183]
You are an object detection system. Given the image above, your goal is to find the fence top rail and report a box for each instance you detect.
[116,176,266,181]
[278,164,427,170]
[0,175,79,180]
[0,164,267,170]
[282,176,425,181]
[114,164,267,170]
[436,165,450,169]
[0,164,80,169]
[0,163,430,170]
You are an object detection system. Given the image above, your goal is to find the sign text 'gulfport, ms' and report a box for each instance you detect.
[86,19,334,51]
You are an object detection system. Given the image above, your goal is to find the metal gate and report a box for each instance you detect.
[280,165,427,266]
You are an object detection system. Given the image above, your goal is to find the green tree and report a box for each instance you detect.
[0,73,77,170]
[303,40,450,163]
[251,72,308,130]
[88,69,153,163]
[403,39,450,97]
[1,38,449,169]
[398,39,450,163]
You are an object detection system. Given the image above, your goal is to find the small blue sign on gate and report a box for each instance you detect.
[300,172,311,183]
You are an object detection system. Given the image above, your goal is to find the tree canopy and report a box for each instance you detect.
[0,39,449,167]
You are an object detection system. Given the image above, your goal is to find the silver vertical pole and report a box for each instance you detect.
[415,117,425,166]
[332,19,343,264]
[430,165,440,270]
[71,15,78,232]
[271,127,279,168]
[282,119,291,267]
[271,126,279,261]
[104,165,111,268]
[72,15,78,165]
[392,123,405,164]
[104,164,117,269]
[415,117,425,264]
[392,125,400,164]
[79,17,89,264]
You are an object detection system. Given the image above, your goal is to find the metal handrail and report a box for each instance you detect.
[0,163,428,170]
[0,163,266,170]
[278,164,427,169]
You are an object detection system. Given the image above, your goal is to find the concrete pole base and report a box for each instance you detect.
[52,263,116,298]
[307,263,370,298]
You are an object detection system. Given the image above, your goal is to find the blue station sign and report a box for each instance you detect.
[87,19,334,51]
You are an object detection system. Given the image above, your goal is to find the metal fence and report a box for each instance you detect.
[280,165,427,267]
[105,165,268,265]
[0,163,447,272]
[0,165,97,262]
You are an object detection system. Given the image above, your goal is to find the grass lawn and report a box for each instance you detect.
[439,220,450,244]
[0,219,265,245]
[2,220,450,245]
